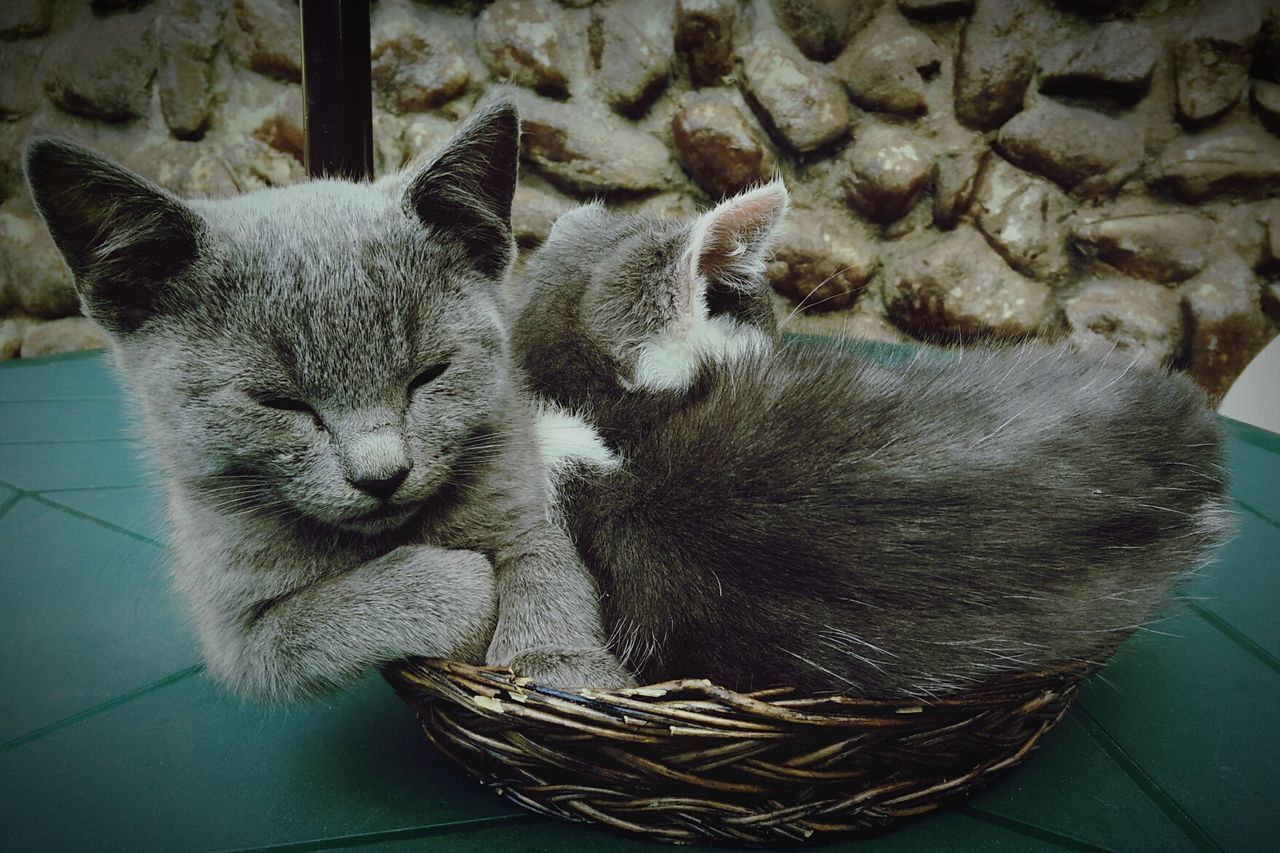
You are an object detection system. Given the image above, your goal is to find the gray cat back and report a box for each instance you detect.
[512,187,1235,696]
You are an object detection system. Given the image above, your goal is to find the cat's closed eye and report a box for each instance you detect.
[254,394,325,429]
[409,362,450,393]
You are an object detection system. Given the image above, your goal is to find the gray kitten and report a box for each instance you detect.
[509,183,1236,697]
[24,99,631,701]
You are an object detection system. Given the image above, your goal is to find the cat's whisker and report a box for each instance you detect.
[778,270,862,329]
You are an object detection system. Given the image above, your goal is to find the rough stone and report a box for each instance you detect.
[885,226,1050,339]
[1182,257,1272,399]
[1175,1,1261,126]
[1252,80,1280,134]
[1,0,1274,395]
[512,185,574,246]
[0,265,10,316]
[253,141,305,186]
[834,13,942,117]
[772,293,909,342]
[972,157,1072,281]
[742,43,850,153]
[158,0,222,139]
[0,0,51,38]
[476,0,569,97]
[0,125,22,204]
[1263,282,1280,323]
[229,0,301,82]
[21,317,113,359]
[183,151,242,199]
[1214,197,1272,271]
[1064,279,1185,366]
[518,94,679,193]
[933,144,987,230]
[252,88,304,163]
[1258,0,1280,82]
[590,5,670,116]
[1038,22,1158,105]
[672,92,775,198]
[771,0,871,61]
[898,0,974,20]
[1073,212,1213,284]
[996,99,1143,193]
[767,207,878,312]
[1155,124,1280,201]
[43,15,157,122]
[0,317,34,361]
[630,192,702,220]
[0,207,79,319]
[675,0,737,86]
[839,123,934,223]
[0,123,22,204]
[1265,200,1280,273]
[92,0,155,9]
[0,42,42,120]
[372,29,469,114]
[116,137,202,195]
[402,115,458,160]
[368,111,404,175]
[955,0,1051,130]
[1049,0,1146,12]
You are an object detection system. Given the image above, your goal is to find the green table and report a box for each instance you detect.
[1,351,1276,852]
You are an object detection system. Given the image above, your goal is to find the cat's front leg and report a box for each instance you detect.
[209,544,496,702]
[487,524,635,689]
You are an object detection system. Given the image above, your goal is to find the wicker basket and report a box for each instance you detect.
[384,657,1098,846]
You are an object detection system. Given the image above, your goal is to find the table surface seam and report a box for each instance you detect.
[1182,600,1280,675]
[213,813,534,853]
[0,665,206,756]
[28,492,163,548]
[0,396,118,403]
[960,805,1119,853]
[0,437,139,446]
[1069,705,1223,853]
[0,490,21,522]
[1234,497,1280,531]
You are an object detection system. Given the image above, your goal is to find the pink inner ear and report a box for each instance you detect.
[686,180,783,307]
[694,187,788,282]
[696,220,741,281]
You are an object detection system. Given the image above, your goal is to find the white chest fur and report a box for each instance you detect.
[630,315,771,392]
[534,403,621,486]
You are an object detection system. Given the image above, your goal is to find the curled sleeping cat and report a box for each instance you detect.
[24,99,632,701]
[510,182,1236,697]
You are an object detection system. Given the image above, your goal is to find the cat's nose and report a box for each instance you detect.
[349,467,409,501]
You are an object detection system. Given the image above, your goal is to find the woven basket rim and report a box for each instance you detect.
[384,658,1096,846]
[388,657,1094,733]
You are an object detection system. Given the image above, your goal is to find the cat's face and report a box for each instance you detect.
[26,100,521,535]
[132,185,510,534]
[529,183,790,394]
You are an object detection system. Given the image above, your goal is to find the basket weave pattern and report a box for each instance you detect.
[386,658,1092,846]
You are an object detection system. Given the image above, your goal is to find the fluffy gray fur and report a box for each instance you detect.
[24,99,630,701]
[510,184,1236,697]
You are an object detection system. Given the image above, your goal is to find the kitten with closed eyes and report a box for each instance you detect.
[510,182,1235,696]
[24,99,631,701]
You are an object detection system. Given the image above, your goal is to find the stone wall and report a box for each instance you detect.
[1,0,1277,397]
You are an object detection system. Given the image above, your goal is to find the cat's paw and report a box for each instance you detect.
[502,646,637,690]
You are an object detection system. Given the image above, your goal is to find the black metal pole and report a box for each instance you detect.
[300,0,374,181]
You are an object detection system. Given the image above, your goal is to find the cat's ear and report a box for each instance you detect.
[401,97,520,279]
[683,180,789,303]
[24,136,205,335]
